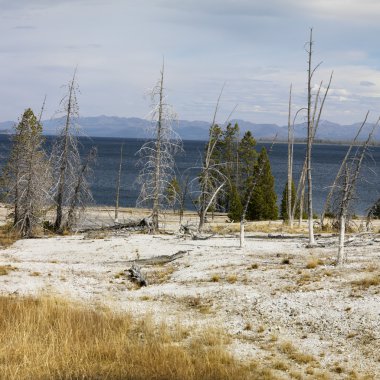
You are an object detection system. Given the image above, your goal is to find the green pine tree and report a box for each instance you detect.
[227,184,243,221]
[238,131,257,201]
[247,147,278,220]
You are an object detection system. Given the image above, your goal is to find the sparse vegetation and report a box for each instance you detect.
[0,265,18,276]
[351,274,380,289]
[0,295,261,380]
[305,257,324,269]
[227,274,237,284]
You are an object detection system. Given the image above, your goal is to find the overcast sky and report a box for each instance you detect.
[1,0,380,125]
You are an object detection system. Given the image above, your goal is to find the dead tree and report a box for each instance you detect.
[287,85,294,228]
[305,29,333,245]
[136,62,182,232]
[3,109,52,237]
[192,88,229,232]
[51,69,91,231]
[66,147,97,229]
[321,112,368,226]
[115,143,124,223]
[331,117,378,265]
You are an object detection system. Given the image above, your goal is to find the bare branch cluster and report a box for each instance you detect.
[136,64,182,231]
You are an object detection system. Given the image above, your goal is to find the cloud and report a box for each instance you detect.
[360,81,376,87]
[13,25,36,30]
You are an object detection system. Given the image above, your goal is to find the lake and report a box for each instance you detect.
[0,135,379,215]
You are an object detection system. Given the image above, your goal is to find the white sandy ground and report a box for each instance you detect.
[0,207,380,379]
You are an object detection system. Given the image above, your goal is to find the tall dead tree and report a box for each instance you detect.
[136,63,181,232]
[51,70,92,231]
[115,143,124,223]
[194,87,230,232]
[287,85,294,228]
[331,117,379,265]
[305,29,333,245]
[3,109,51,237]
[321,112,368,226]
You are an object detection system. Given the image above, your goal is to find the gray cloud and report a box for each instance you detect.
[360,80,376,87]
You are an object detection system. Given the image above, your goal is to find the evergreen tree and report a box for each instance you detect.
[3,108,51,237]
[227,184,243,221]
[369,198,380,219]
[238,131,257,201]
[247,147,278,220]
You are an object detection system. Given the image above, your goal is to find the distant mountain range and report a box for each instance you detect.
[0,115,379,142]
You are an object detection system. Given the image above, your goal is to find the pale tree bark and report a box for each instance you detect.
[305,29,333,245]
[287,85,295,228]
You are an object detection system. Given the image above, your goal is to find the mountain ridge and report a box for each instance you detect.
[0,116,379,142]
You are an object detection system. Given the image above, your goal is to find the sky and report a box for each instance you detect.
[1,0,380,126]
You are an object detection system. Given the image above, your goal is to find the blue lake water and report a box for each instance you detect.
[0,135,379,215]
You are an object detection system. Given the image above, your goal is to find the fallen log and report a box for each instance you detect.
[126,250,189,266]
[80,218,153,233]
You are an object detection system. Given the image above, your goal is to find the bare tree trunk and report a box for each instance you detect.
[239,220,245,248]
[151,67,165,232]
[287,84,294,228]
[299,169,306,227]
[306,29,315,246]
[197,87,224,232]
[115,144,124,223]
[337,213,346,265]
[54,71,76,231]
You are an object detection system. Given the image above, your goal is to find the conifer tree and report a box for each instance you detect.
[227,184,243,221]
[238,131,257,198]
[3,108,51,237]
[247,147,278,220]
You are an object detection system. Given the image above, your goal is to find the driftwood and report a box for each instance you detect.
[126,250,188,266]
[192,233,215,240]
[80,218,153,233]
[127,264,148,286]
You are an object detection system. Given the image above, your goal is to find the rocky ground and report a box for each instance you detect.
[0,206,379,379]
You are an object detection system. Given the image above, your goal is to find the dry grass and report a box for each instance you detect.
[0,295,265,380]
[227,274,237,284]
[0,265,18,276]
[351,274,380,289]
[146,265,175,285]
[305,257,324,269]
[210,274,221,282]
[181,295,213,314]
[279,341,315,365]
[0,223,20,248]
